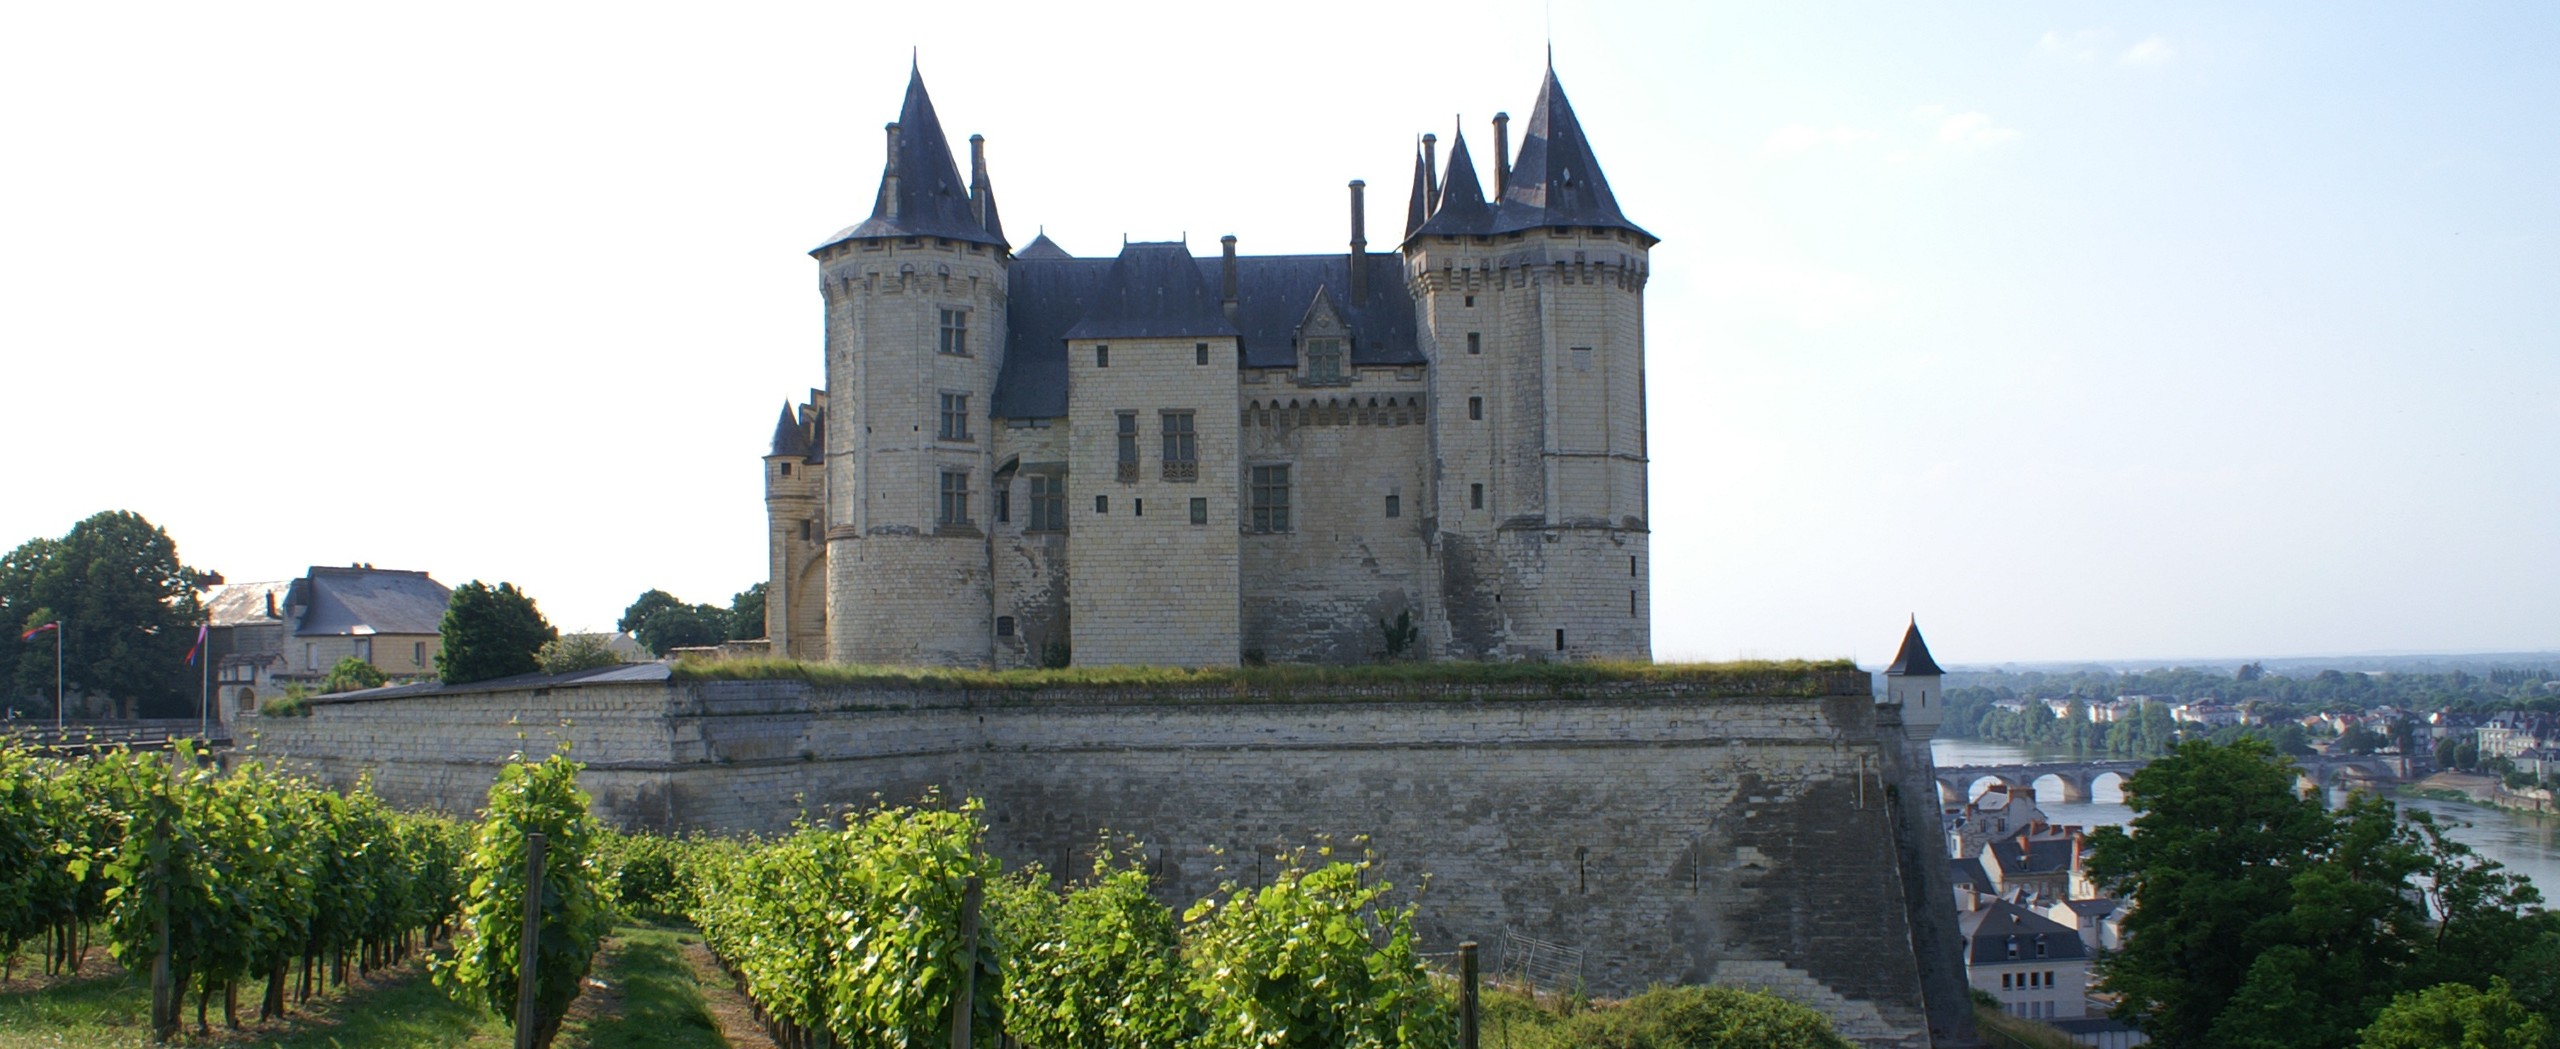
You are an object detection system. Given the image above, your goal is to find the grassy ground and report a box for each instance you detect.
[1972,1003,2089,1049]
[674,655,1863,698]
[0,925,729,1049]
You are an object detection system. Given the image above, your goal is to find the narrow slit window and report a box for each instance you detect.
[1096,345,1110,368]
[1470,483,1484,509]
[1467,396,1482,420]
[1195,342,1209,365]
[1466,332,1481,355]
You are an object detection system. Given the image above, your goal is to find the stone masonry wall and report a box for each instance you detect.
[1065,335,1241,666]
[1238,373,1433,664]
[247,673,1943,1047]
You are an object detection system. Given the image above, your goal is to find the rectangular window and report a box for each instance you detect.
[1555,629,1565,652]
[995,616,1015,637]
[1631,590,1639,616]
[1464,294,1476,308]
[1571,346,1593,372]
[939,470,970,525]
[1116,411,1140,482]
[1161,411,1196,481]
[801,519,813,541]
[1250,464,1291,533]
[352,637,370,663]
[1094,495,1107,514]
[1466,332,1481,355]
[938,308,969,355]
[1467,396,1483,420]
[1385,494,1400,518]
[938,392,970,441]
[1470,483,1484,509]
[1134,498,1144,517]
[1196,342,1209,365]
[1189,497,1207,525]
[1029,475,1066,531]
[412,641,425,666]
[779,461,791,476]
[305,643,315,670]
[1096,345,1109,368]
[1304,338,1343,383]
[1631,555,1638,577]
[994,485,1010,523]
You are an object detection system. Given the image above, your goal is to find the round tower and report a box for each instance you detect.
[810,66,1011,666]
[1403,66,1655,662]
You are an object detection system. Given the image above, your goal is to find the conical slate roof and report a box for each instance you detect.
[1490,66,1650,241]
[1414,129,1493,239]
[814,64,1007,253]
[1404,145,1431,238]
[767,402,806,458]
[1887,619,1945,677]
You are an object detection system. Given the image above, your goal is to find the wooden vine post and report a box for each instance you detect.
[515,831,547,1049]
[949,876,982,1049]
[151,814,174,1043]
[1459,941,1480,1049]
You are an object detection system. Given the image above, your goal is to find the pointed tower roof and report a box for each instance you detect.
[1413,128,1494,240]
[1404,144,1432,238]
[1060,241,1240,341]
[767,402,807,459]
[814,64,1008,253]
[1887,619,1945,677]
[1493,66,1651,241]
[1016,231,1072,259]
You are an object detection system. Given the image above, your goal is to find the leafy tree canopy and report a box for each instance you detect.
[2357,979,2548,1049]
[536,634,623,676]
[618,586,757,655]
[437,582,555,684]
[1,511,212,715]
[727,582,765,642]
[2087,739,2547,1049]
[322,656,386,694]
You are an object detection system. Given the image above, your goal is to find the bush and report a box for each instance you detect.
[259,686,311,718]
[995,848,1196,1049]
[596,829,693,921]
[322,656,386,694]
[1182,849,1452,1049]
[1566,985,1855,1049]
[537,633,624,676]
[437,581,557,685]
[433,753,609,1049]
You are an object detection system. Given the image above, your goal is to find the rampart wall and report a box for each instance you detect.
[245,671,1963,1048]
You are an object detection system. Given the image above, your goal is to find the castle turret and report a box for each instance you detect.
[764,394,828,657]
[1883,618,1947,737]
[1405,65,1655,661]
[807,63,1010,666]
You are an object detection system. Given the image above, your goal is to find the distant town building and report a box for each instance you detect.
[1958,897,2091,1021]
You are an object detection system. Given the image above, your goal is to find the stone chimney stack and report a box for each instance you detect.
[882,122,903,220]
[1220,235,1240,321]
[1348,180,1368,301]
[1421,133,1440,214]
[1492,112,1512,199]
[967,133,988,224]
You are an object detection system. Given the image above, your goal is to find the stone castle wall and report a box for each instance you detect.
[246,671,1957,1047]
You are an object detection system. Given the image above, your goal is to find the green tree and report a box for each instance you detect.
[322,656,386,694]
[2357,979,2548,1049]
[617,589,727,655]
[726,583,766,641]
[0,512,212,716]
[2338,723,2388,755]
[615,589,682,635]
[2085,739,2337,1048]
[436,582,555,684]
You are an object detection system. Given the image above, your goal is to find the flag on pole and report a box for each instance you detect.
[18,622,57,642]
[185,624,208,666]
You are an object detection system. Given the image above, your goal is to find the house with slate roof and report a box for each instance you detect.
[1958,897,2093,1022]
[764,59,1657,667]
[202,566,451,717]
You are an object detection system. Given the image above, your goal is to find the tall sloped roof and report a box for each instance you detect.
[1060,242,1239,341]
[767,402,806,458]
[1404,146,1431,238]
[992,250,1420,419]
[1414,129,1494,239]
[203,581,292,627]
[814,65,1007,253]
[1016,231,1072,259]
[1489,66,1650,240]
[1887,619,1945,676]
[286,566,452,638]
[1957,899,2089,965]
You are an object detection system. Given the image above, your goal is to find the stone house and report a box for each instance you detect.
[765,60,1654,667]
[1958,897,2092,1022]
[204,566,450,717]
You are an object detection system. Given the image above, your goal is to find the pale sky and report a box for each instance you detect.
[3,2,2554,665]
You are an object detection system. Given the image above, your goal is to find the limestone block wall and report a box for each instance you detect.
[818,236,1009,666]
[989,422,1070,668]
[243,671,1955,1046]
[765,452,828,660]
[1064,335,1241,666]
[1237,378,1433,663]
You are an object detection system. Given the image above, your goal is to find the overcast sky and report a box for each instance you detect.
[3,2,2554,666]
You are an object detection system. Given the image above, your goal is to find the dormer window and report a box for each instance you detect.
[1305,338,1344,384]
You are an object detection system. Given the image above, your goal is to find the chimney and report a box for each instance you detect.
[1220,235,1239,321]
[1348,180,1368,302]
[1492,112,1512,199]
[1421,133,1440,214]
[968,133,988,225]
[882,122,903,220]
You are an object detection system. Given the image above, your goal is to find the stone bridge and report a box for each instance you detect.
[1938,754,2403,804]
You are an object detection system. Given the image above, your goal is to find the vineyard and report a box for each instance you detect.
[0,739,1853,1049]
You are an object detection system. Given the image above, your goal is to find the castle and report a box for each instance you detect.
[766,61,1655,668]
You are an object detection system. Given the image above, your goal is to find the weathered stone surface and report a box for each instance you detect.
[246,674,1966,1047]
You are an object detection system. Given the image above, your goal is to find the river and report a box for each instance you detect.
[1932,738,2560,903]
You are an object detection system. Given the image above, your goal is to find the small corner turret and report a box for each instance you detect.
[1884,617,1947,738]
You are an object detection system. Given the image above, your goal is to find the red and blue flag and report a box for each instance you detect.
[18,622,57,642]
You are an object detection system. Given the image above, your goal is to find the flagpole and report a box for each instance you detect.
[53,622,63,733]
[198,622,210,740]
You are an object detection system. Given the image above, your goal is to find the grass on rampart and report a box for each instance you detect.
[670,656,1863,698]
